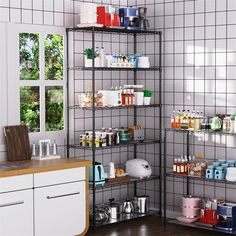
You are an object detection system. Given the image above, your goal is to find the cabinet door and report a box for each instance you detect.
[0,189,33,236]
[34,181,86,236]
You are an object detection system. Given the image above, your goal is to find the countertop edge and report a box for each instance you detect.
[0,158,92,178]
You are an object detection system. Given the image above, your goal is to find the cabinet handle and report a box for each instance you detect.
[47,192,80,200]
[0,201,24,208]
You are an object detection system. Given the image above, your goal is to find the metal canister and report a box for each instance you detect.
[134,195,149,214]
[106,132,114,146]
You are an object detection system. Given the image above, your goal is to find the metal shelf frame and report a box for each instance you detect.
[163,128,236,235]
[66,26,162,231]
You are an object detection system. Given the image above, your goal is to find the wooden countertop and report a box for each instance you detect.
[0,158,92,178]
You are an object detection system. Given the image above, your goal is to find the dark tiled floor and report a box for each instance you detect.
[86,216,227,236]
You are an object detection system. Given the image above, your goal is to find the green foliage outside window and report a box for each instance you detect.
[20,86,40,132]
[19,33,39,80]
[46,87,64,131]
[19,33,64,132]
[45,34,63,80]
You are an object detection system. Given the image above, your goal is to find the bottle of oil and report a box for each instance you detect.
[171,111,176,128]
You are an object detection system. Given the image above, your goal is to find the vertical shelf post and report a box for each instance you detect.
[186,131,190,196]
[91,27,96,232]
[134,33,137,196]
[159,32,163,217]
[66,30,70,158]
[163,129,167,226]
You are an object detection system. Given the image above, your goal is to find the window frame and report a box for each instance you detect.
[7,23,67,144]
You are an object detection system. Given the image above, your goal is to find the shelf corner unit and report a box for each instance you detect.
[66,26,162,231]
[163,127,236,235]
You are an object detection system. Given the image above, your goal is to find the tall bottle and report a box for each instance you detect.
[100,47,105,67]
[95,47,101,67]
[175,110,181,129]
[176,158,181,174]
[171,111,176,128]
[173,158,177,173]
[180,156,185,174]
[181,110,188,129]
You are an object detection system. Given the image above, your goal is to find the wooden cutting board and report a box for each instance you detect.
[4,125,31,161]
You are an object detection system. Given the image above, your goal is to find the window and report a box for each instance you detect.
[8,25,66,141]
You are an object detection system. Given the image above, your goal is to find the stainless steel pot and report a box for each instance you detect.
[104,198,122,219]
[122,199,134,214]
[134,195,149,214]
[89,207,108,225]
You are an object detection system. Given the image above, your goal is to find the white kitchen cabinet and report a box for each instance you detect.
[34,181,86,236]
[0,189,34,236]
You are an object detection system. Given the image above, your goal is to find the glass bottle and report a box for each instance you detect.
[176,158,181,174]
[171,111,176,128]
[175,110,181,129]
[173,158,177,173]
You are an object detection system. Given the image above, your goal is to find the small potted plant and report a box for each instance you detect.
[84,48,98,67]
[143,89,153,105]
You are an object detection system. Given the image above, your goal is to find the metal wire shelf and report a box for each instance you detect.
[168,219,236,235]
[66,26,161,35]
[90,210,159,228]
[69,139,160,151]
[166,172,236,185]
[165,128,236,136]
[89,175,159,190]
[69,104,161,110]
[68,66,161,71]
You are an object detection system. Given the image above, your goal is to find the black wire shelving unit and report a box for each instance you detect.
[66,26,162,231]
[163,128,236,235]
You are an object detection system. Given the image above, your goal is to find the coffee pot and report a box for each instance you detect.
[211,117,222,131]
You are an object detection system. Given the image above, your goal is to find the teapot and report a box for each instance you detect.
[211,117,222,131]
[122,199,134,214]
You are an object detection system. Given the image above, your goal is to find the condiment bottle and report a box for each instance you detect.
[82,135,86,147]
[181,112,188,129]
[175,110,180,128]
[171,111,176,128]
[88,134,93,147]
[173,158,177,173]
[185,156,189,174]
[114,128,120,145]
[131,89,135,105]
[230,116,235,133]
[95,134,100,148]
[180,156,185,174]
[121,89,125,106]
[176,158,181,174]
[100,47,105,67]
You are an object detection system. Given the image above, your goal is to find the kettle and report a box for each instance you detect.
[211,117,222,131]
[89,162,105,186]
[122,199,134,214]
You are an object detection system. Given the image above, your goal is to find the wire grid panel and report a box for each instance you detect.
[159,0,236,218]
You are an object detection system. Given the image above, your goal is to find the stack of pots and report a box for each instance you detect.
[181,195,201,219]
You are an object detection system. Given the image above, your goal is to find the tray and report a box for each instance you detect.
[106,175,131,184]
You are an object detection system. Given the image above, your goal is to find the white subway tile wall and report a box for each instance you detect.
[145,0,236,216]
